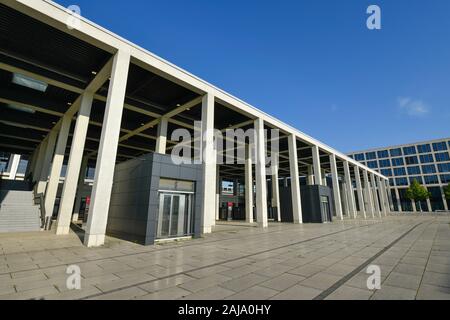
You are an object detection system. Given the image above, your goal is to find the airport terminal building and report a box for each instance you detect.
[348,138,450,213]
[0,0,390,247]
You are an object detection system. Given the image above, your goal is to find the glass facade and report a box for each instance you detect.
[390,148,402,157]
[435,152,450,162]
[349,138,450,212]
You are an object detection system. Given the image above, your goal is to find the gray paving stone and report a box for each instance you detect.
[299,272,341,290]
[225,286,278,300]
[179,274,231,293]
[260,273,305,291]
[181,286,235,300]
[416,284,450,300]
[220,273,269,292]
[270,285,322,300]
[371,285,417,300]
[384,272,422,290]
[325,285,373,300]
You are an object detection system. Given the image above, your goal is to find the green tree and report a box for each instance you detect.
[444,184,450,201]
[406,179,431,212]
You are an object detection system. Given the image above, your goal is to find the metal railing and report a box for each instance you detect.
[33,185,49,230]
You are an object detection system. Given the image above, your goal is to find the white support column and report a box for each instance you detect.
[371,173,381,217]
[377,176,387,216]
[442,189,449,211]
[354,166,366,219]
[343,161,357,218]
[245,143,254,223]
[330,154,343,220]
[26,149,38,179]
[341,180,349,217]
[33,140,47,183]
[254,118,268,228]
[44,114,71,223]
[307,165,314,185]
[83,50,130,247]
[386,181,394,212]
[426,198,432,213]
[383,180,391,215]
[395,188,402,213]
[412,200,417,212]
[215,166,220,221]
[321,169,327,186]
[155,117,168,154]
[72,156,89,222]
[288,134,302,224]
[56,92,94,235]
[363,170,375,218]
[200,92,217,233]
[37,130,58,195]
[7,154,21,180]
[271,157,281,222]
[312,145,322,186]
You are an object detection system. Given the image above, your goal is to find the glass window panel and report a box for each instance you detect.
[424,175,439,185]
[405,156,419,165]
[435,152,450,162]
[390,148,402,157]
[379,159,391,168]
[420,154,434,164]
[418,144,432,154]
[433,142,448,152]
[438,163,450,173]
[403,146,417,155]
[394,167,406,176]
[366,152,377,160]
[392,158,404,167]
[407,166,421,175]
[377,150,389,159]
[422,164,437,174]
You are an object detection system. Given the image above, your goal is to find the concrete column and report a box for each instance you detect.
[330,154,343,220]
[83,50,130,247]
[377,176,387,216]
[442,189,449,211]
[199,92,217,233]
[321,169,327,186]
[386,181,395,212]
[37,130,58,195]
[72,156,89,222]
[155,117,168,154]
[371,173,381,217]
[44,114,71,225]
[26,149,38,179]
[412,200,417,212]
[395,188,402,212]
[33,139,47,183]
[343,161,357,218]
[271,158,281,222]
[341,180,349,217]
[306,165,314,185]
[354,166,366,219]
[245,143,254,223]
[312,145,322,186]
[426,198,432,212]
[56,92,94,235]
[288,134,302,224]
[363,170,375,218]
[215,166,220,221]
[254,118,268,228]
[7,154,21,180]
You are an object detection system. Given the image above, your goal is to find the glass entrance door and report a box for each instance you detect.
[157,193,193,239]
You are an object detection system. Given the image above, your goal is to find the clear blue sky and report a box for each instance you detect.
[55,0,450,153]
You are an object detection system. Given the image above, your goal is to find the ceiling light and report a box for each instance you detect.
[6,104,35,114]
[176,104,181,107]
[91,71,97,75]
[12,73,48,92]
[67,102,72,106]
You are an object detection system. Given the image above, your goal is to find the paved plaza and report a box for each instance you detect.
[0,215,450,300]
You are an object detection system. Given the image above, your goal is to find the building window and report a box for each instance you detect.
[435,152,450,162]
[403,146,417,155]
[409,176,423,184]
[418,144,432,154]
[424,175,439,185]
[389,178,395,186]
[354,153,365,161]
[392,158,404,167]
[433,142,448,152]
[422,165,437,174]
[379,159,391,168]
[394,167,406,176]
[396,178,408,186]
[420,154,434,164]
[367,161,378,169]
[438,163,450,173]
[390,148,402,157]
[405,156,419,165]
[377,150,389,159]
[366,152,377,160]
[441,174,450,184]
[407,166,421,175]
[381,169,393,177]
